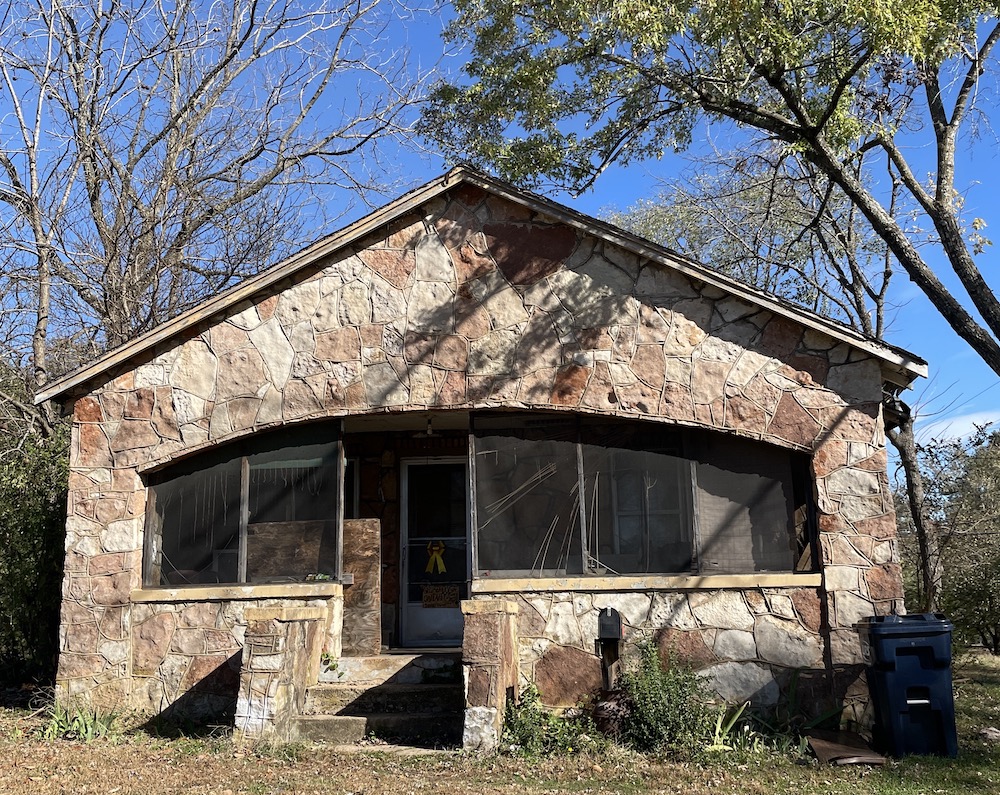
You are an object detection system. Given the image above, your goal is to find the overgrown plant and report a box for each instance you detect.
[616,642,714,753]
[501,684,599,757]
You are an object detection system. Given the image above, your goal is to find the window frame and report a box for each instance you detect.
[143,422,345,588]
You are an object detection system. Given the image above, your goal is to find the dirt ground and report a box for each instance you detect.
[1,653,998,795]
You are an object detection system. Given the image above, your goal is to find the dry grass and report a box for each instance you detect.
[0,652,997,795]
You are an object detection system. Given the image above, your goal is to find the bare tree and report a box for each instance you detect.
[0,0,429,401]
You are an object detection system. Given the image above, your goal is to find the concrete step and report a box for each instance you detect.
[320,653,462,685]
[292,712,464,747]
[303,682,465,715]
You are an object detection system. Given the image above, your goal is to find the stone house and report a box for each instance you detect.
[37,168,925,749]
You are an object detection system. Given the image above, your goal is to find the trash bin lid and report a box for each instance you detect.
[855,613,953,635]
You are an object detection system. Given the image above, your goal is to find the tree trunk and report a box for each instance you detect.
[888,411,943,612]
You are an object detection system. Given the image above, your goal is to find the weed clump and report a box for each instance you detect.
[501,684,601,757]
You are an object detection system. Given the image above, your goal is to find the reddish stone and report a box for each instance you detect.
[786,354,830,384]
[110,372,135,391]
[456,300,491,340]
[534,645,602,707]
[385,215,423,248]
[576,327,614,350]
[315,327,362,363]
[88,553,126,576]
[434,335,469,371]
[434,207,476,250]
[65,622,99,653]
[466,666,495,708]
[133,612,176,674]
[768,392,822,447]
[616,380,661,415]
[790,589,824,633]
[486,196,534,223]
[345,381,367,408]
[360,249,415,290]
[110,419,159,452]
[813,440,849,477]
[655,628,716,668]
[256,294,278,321]
[581,362,617,411]
[100,392,126,422]
[760,316,802,357]
[467,376,493,402]
[725,395,767,432]
[180,602,219,628]
[360,324,384,348]
[853,450,889,471]
[59,653,106,679]
[551,365,590,406]
[659,381,695,421]
[91,572,132,605]
[483,224,577,286]
[437,370,467,405]
[454,183,488,208]
[210,322,250,353]
[152,387,181,440]
[463,614,502,663]
[205,629,239,654]
[852,514,897,540]
[865,564,904,601]
[217,348,267,397]
[99,607,128,641]
[77,423,112,467]
[631,345,666,389]
[181,653,239,692]
[403,331,437,364]
[820,403,879,442]
[74,396,104,423]
[518,367,558,403]
[456,239,496,283]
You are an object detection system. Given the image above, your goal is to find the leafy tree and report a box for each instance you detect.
[897,428,1000,650]
[423,1,1000,376]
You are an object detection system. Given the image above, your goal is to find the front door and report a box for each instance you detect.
[400,458,470,647]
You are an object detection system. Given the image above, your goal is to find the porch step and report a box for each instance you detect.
[296,652,466,748]
[292,712,465,746]
[319,653,462,685]
[303,682,465,715]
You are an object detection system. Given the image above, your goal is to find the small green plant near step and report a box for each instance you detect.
[319,648,344,678]
[502,684,604,757]
[41,701,120,742]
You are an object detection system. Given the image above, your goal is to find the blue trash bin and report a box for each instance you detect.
[855,613,958,758]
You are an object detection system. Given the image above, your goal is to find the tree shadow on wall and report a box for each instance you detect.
[141,651,242,737]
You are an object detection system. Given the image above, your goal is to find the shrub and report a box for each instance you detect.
[616,642,714,752]
[501,684,600,757]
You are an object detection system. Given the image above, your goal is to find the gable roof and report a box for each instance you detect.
[35,166,926,406]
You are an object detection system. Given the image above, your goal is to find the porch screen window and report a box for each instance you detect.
[144,426,341,586]
[472,414,810,577]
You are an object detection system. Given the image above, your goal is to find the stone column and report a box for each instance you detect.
[234,606,328,742]
[460,599,519,752]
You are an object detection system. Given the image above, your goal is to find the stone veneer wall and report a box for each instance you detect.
[57,180,902,716]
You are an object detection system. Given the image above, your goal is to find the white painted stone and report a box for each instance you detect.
[543,599,585,648]
[229,303,262,331]
[180,423,210,448]
[363,362,408,406]
[408,281,455,333]
[698,336,742,364]
[872,541,895,566]
[256,385,283,425]
[713,629,757,661]
[66,515,102,536]
[249,318,295,389]
[663,357,692,385]
[727,350,769,387]
[99,640,129,666]
[603,244,642,280]
[469,330,517,376]
[689,591,755,631]
[603,592,652,628]
[71,536,102,556]
[716,297,756,322]
[765,594,797,620]
[170,341,218,400]
[209,401,232,438]
[522,280,562,312]
[104,519,139,553]
[824,565,861,592]
[289,320,316,353]
[699,661,779,705]
[340,281,372,326]
[172,391,206,425]
[825,468,881,497]
[415,233,456,282]
[608,362,639,385]
[755,615,823,668]
[647,593,697,630]
[635,265,699,300]
[134,364,166,388]
[463,706,499,752]
[833,591,876,629]
[839,495,886,523]
[792,388,844,410]
[578,253,636,296]
[371,275,407,324]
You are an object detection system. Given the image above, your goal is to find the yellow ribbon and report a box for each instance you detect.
[425,540,447,574]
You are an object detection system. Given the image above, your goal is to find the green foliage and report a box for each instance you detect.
[616,642,714,752]
[501,684,601,757]
[0,368,69,685]
[41,701,120,742]
[423,0,988,190]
